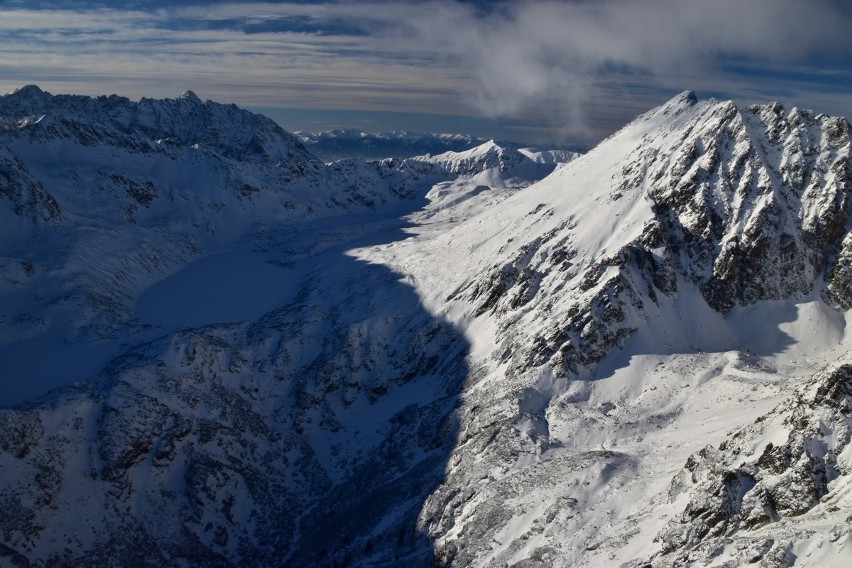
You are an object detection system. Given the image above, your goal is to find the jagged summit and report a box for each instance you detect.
[177,90,202,104]
[417,90,852,374]
[0,85,313,163]
[2,84,53,116]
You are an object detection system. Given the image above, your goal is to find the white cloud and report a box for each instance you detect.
[389,0,852,133]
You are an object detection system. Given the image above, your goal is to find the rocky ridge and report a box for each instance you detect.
[439,90,852,380]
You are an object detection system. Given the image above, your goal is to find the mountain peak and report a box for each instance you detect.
[666,89,698,108]
[5,84,50,106]
[0,85,53,120]
[13,84,46,97]
[178,90,202,104]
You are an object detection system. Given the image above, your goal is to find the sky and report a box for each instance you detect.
[1,0,852,146]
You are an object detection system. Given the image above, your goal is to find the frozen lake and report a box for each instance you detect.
[134,250,301,328]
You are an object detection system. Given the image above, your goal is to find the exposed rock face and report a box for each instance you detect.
[644,99,851,313]
[0,149,61,221]
[448,92,852,384]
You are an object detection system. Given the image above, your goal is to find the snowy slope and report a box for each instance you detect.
[2,87,852,567]
[0,86,565,566]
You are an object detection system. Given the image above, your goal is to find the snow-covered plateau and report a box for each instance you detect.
[0,86,851,567]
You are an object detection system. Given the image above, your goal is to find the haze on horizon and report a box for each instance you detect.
[2,0,852,146]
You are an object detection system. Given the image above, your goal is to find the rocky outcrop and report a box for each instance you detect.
[398,92,852,566]
[643,100,852,313]
[0,150,60,221]
[652,363,852,566]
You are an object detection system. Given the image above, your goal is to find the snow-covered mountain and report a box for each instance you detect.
[417,140,580,184]
[376,90,852,567]
[1,87,851,567]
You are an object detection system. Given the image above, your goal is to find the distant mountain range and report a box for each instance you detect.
[294,128,587,161]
